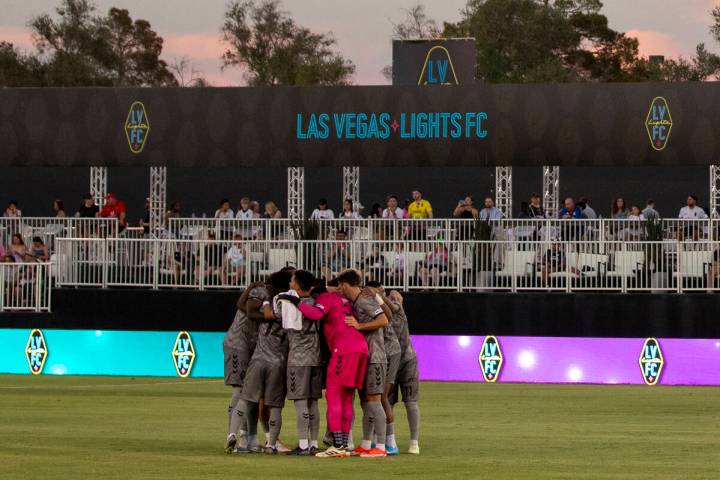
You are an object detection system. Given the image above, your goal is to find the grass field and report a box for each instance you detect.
[0,375,718,479]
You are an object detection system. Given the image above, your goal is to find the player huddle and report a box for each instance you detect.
[222,268,420,458]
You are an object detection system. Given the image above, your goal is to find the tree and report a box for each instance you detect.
[0,42,44,87]
[381,3,441,81]
[221,0,355,86]
[169,56,210,87]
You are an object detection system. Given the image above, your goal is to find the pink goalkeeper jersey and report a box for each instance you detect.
[298,292,368,356]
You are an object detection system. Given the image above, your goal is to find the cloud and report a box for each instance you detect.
[625,29,688,59]
[0,26,34,50]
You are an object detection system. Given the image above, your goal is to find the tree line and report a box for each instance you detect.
[1,0,719,88]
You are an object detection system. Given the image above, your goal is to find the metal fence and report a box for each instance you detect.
[54,237,720,293]
[0,262,52,312]
[0,217,119,253]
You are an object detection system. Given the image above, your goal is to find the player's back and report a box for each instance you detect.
[316,292,367,356]
[223,286,267,351]
[287,296,321,367]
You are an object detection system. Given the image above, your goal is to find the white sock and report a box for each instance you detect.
[410,440,419,447]
[298,439,309,450]
[239,430,248,448]
[265,432,271,443]
[376,443,386,452]
[386,434,396,448]
[361,440,372,450]
[310,440,318,448]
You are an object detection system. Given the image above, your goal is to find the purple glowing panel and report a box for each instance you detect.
[411,336,720,386]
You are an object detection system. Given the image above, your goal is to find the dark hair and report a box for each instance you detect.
[365,280,382,288]
[220,198,230,206]
[280,266,297,273]
[689,194,698,202]
[269,270,293,292]
[8,200,18,207]
[344,198,353,209]
[32,236,43,244]
[387,195,398,201]
[647,199,655,205]
[576,201,586,209]
[326,278,339,287]
[319,198,328,205]
[293,270,315,292]
[530,193,541,199]
[83,193,93,201]
[336,269,361,287]
[54,199,64,211]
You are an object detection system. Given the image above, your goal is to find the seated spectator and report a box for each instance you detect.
[198,230,223,283]
[479,197,503,221]
[310,198,335,220]
[454,196,479,219]
[678,195,707,219]
[389,243,405,282]
[382,195,405,219]
[77,194,99,218]
[369,203,383,219]
[214,198,234,219]
[223,233,246,285]
[4,201,21,218]
[141,198,150,235]
[517,201,531,219]
[578,197,597,219]
[321,230,350,280]
[264,201,282,219]
[29,237,49,262]
[235,197,253,219]
[100,193,128,232]
[53,199,66,218]
[558,197,583,219]
[7,234,28,262]
[420,242,449,287]
[407,190,433,219]
[707,247,720,292]
[642,199,660,220]
[250,201,262,218]
[540,243,573,286]
[363,245,386,282]
[173,242,197,285]
[611,197,628,219]
[627,205,645,221]
[340,199,361,219]
[528,194,546,218]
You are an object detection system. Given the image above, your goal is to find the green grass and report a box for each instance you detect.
[0,376,718,479]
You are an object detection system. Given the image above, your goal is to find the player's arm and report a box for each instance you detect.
[237,282,264,310]
[245,298,271,322]
[376,291,400,314]
[275,293,325,321]
[345,312,388,331]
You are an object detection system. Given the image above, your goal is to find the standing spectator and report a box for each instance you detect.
[77,194,99,218]
[30,237,49,262]
[214,199,234,219]
[642,199,660,220]
[369,203,383,218]
[382,195,405,219]
[478,197,503,221]
[340,199,361,219]
[53,200,66,218]
[407,190,433,219]
[166,202,181,222]
[100,193,127,232]
[310,199,335,220]
[678,195,708,219]
[4,201,21,218]
[235,197,253,219]
[558,197,583,219]
[140,198,151,235]
[264,201,282,219]
[453,196,479,219]
[402,199,411,218]
[611,197,628,219]
[517,202,531,218]
[528,194,546,218]
[577,198,597,219]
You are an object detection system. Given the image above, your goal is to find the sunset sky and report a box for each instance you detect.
[0,0,718,85]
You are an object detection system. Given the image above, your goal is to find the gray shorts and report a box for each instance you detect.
[286,365,323,400]
[223,347,251,388]
[386,353,402,386]
[362,362,386,396]
[389,357,419,404]
[240,360,287,407]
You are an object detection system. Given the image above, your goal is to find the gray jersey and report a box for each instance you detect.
[250,298,288,367]
[390,301,416,363]
[353,294,387,364]
[382,308,402,358]
[287,297,322,367]
[222,286,268,352]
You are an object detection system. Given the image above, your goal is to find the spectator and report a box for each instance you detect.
[322,230,350,280]
[558,197,583,219]
[100,193,127,231]
[407,190,433,219]
[223,233,246,285]
[310,198,335,220]
[628,205,645,221]
[707,246,720,292]
[389,243,405,282]
[578,197,597,219]
[382,195,405,219]
[528,194,546,218]
[0,240,5,260]
[419,242,449,287]
[540,243,576,286]
[611,197,628,219]
[678,195,708,219]
[369,203,383,219]
[250,201,262,218]
[141,198,150,235]
[340,199,361,219]
[517,201,531,219]
[77,194,99,218]
[642,199,660,220]
[53,200,66,218]
[235,197,253,219]
[214,198,234,219]
[478,197,503,221]
[363,245,386,282]
[30,237,49,262]
[4,201,21,218]
[402,199,411,218]
[7,234,28,262]
[166,202,181,222]
[264,201,282,219]
[454,196,479,219]
[198,230,223,283]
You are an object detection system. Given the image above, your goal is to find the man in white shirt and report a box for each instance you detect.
[310,199,335,220]
[382,195,405,219]
[215,199,234,219]
[678,195,708,219]
[578,198,597,219]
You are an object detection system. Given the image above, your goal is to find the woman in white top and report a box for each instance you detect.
[340,199,361,219]
[309,199,335,220]
[214,199,234,219]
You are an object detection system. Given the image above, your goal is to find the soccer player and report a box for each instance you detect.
[365,281,402,456]
[275,270,323,455]
[223,281,267,453]
[337,270,390,458]
[387,290,421,454]
[287,278,369,458]
[240,270,291,454]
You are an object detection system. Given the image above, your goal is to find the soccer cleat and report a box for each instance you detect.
[360,447,387,458]
[247,445,264,454]
[322,432,333,447]
[386,445,399,456]
[315,446,350,458]
[263,446,279,455]
[309,446,319,455]
[408,444,420,455]
[350,446,369,457]
[234,446,251,454]
[224,434,237,454]
[286,446,309,456]
[276,439,292,453]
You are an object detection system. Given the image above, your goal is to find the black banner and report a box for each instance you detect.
[0,82,717,168]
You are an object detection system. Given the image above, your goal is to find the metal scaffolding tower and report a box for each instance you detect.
[90,166,107,210]
[710,165,720,219]
[494,166,512,216]
[543,166,560,218]
[342,166,360,211]
[149,166,167,234]
[287,167,305,219]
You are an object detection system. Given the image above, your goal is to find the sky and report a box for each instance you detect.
[1,0,719,85]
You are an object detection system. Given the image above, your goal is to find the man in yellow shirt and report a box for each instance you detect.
[407,190,433,219]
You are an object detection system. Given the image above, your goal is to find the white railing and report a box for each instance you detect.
[54,237,720,293]
[0,262,52,312]
[0,217,119,253]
